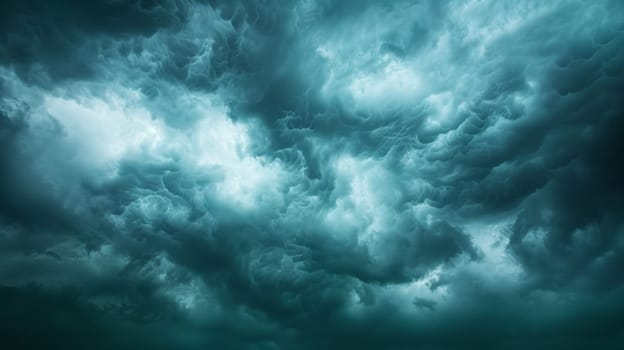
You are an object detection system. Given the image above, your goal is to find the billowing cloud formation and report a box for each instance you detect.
[1,1,624,349]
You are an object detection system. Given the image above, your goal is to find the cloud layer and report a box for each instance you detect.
[1,1,624,349]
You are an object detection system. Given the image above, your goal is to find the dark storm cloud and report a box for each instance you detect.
[0,0,190,84]
[294,217,477,284]
[1,0,624,349]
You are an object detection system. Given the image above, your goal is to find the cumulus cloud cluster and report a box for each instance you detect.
[1,1,623,349]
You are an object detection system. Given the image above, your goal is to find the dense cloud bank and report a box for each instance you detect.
[1,1,623,349]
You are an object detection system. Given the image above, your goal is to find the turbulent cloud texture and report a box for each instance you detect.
[1,1,624,349]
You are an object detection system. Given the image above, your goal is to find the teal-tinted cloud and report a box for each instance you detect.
[1,1,623,349]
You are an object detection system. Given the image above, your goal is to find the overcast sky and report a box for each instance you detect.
[1,1,624,349]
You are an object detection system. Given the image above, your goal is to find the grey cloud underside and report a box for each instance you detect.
[1,0,624,349]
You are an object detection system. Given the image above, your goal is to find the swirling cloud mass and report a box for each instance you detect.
[1,1,624,349]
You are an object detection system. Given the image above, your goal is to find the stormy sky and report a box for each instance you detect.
[1,1,623,349]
